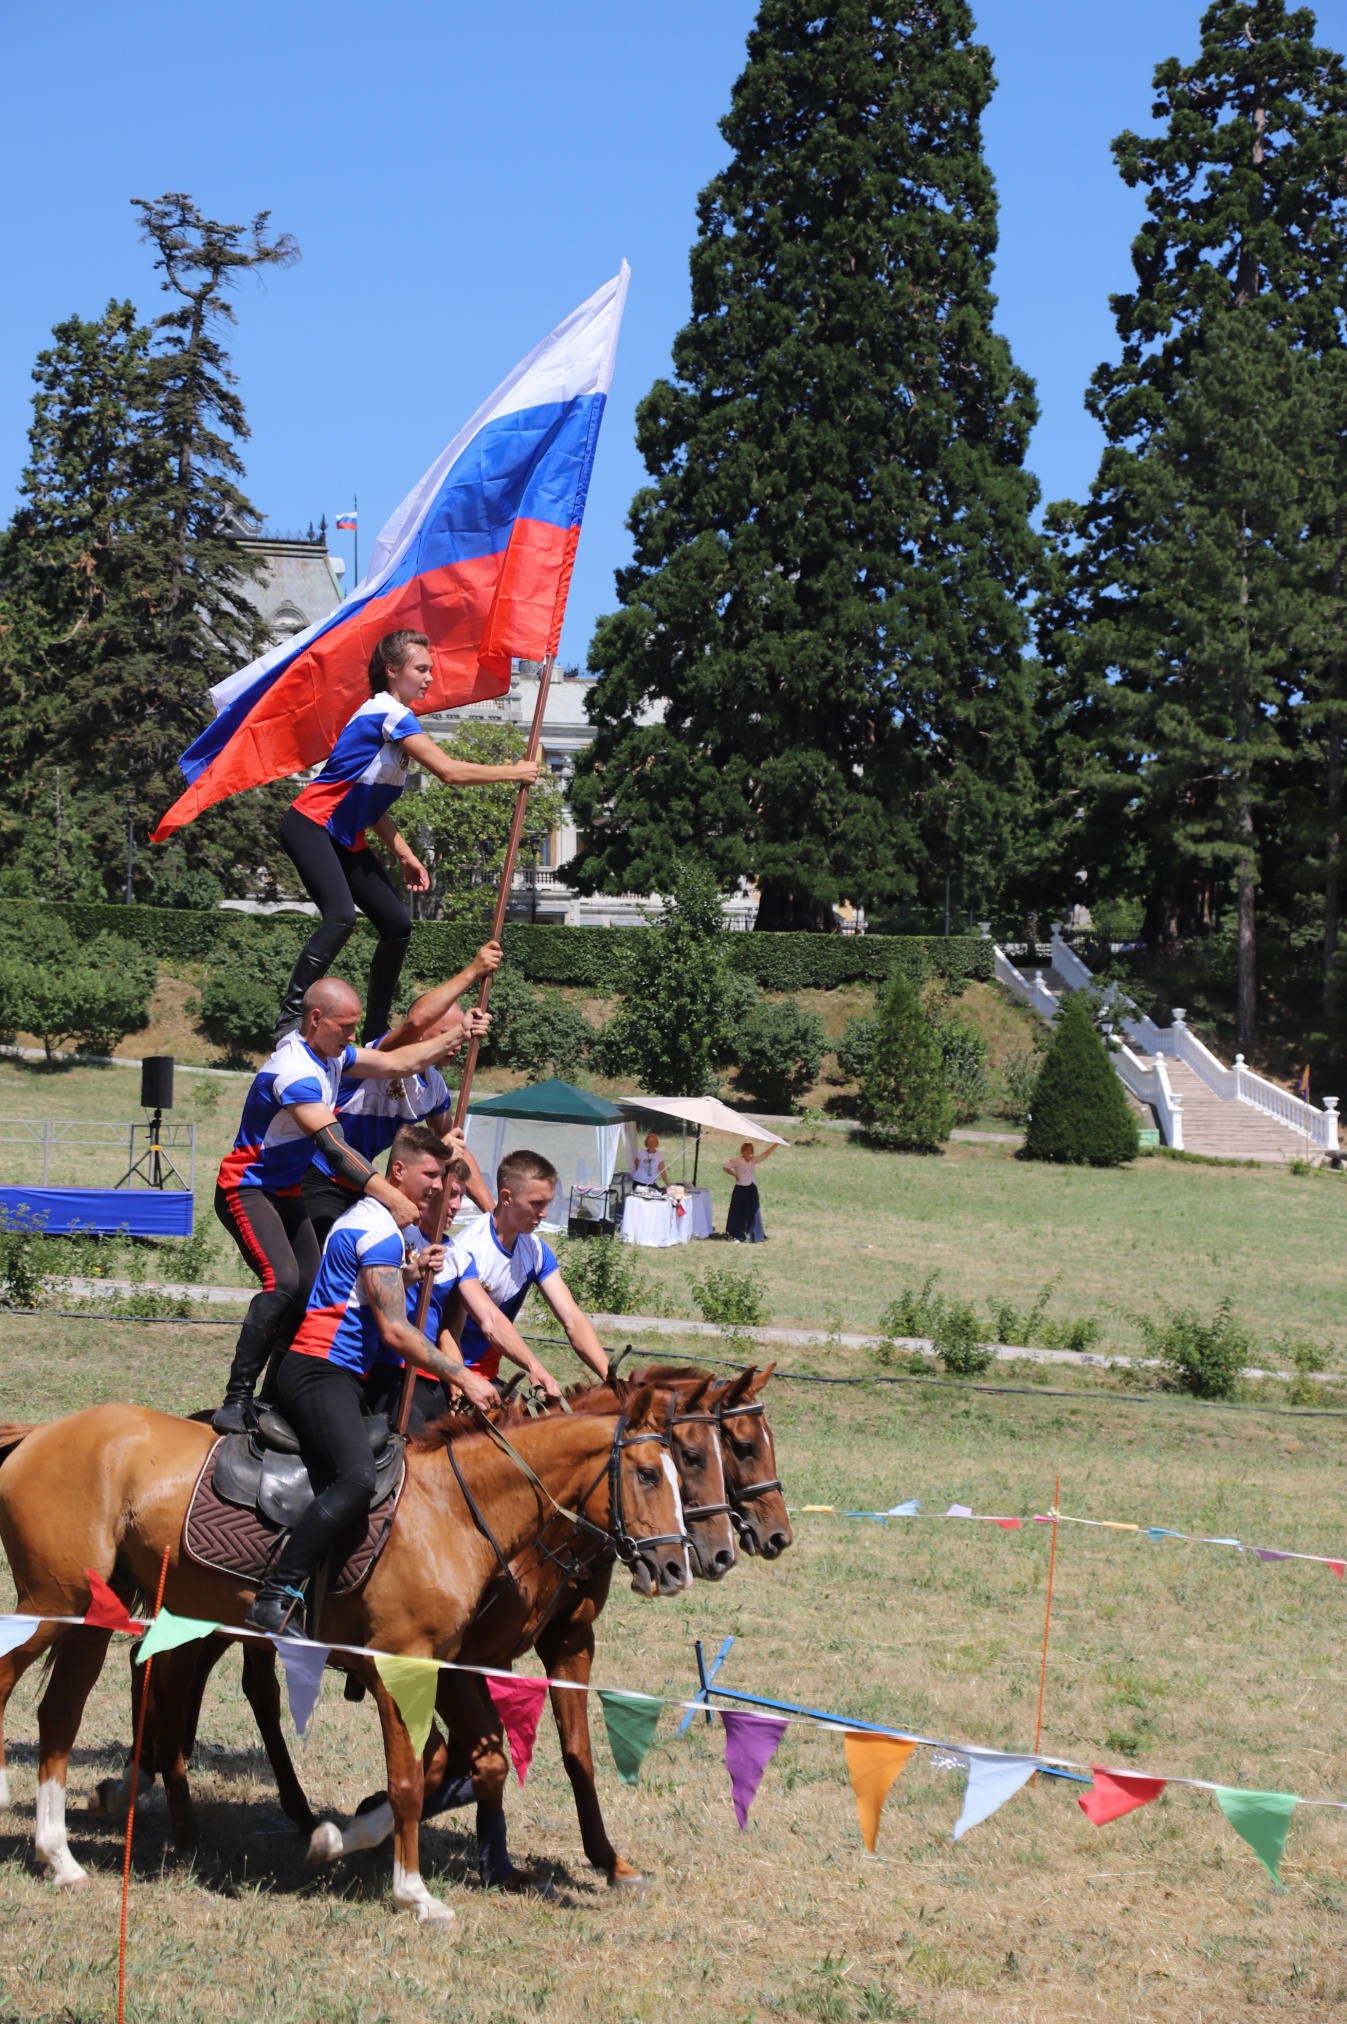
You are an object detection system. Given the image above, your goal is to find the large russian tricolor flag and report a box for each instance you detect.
[153,263,630,842]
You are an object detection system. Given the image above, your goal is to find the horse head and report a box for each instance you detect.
[661,1375,736,1582]
[712,1364,792,1560]
[611,1383,693,1598]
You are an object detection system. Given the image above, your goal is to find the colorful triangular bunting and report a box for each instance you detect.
[844,1732,916,1851]
[375,1655,441,1757]
[136,1608,220,1661]
[952,1752,1038,1841]
[722,1711,787,1829]
[273,1639,330,1738]
[1214,1786,1298,1883]
[488,1674,549,1785]
[0,1617,41,1661]
[598,1689,662,1786]
[1078,1767,1166,1826]
[83,1569,145,1634]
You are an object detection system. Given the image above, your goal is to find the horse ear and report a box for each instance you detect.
[754,1361,776,1391]
[623,1383,658,1428]
[684,1375,713,1411]
[718,1366,757,1408]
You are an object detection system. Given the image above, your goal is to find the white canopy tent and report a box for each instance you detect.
[620,1095,788,1186]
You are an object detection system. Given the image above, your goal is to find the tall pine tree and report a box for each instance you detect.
[1044,1,1347,1037]
[570,0,1043,932]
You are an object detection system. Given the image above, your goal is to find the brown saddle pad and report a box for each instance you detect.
[183,1438,404,1596]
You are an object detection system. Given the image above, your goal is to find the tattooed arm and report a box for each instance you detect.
[361,1264,498,1413]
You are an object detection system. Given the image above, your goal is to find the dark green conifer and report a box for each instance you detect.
[857,969,954,1151]
[1024,993,1138,1167]
[571,0,1043,931]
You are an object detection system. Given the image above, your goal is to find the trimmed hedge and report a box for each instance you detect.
[0,901,992,996]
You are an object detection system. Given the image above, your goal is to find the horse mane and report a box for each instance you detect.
[408,1397,536,1454]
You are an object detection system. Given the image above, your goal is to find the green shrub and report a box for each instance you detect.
[598,860,734,1095]
[1023,992,1138,1166]
[1140,1298,1249,1400]
[689,1261,769,1328]
[0,1212,51,1309]
[835,1015,877,1083]
[198,923,303,1057]
[477,967,592,1079]
[0,916,156,1060]
[553,1235,652,1316]
[857,971,954,1151]
[733,996,826,1111]
[151,846,225,912]
[997,1046,1042,1125]
[987,1280,1057,1346]
[933,1302,994,1377]
[935,1015,989,1125]
[878,1272,947,1339]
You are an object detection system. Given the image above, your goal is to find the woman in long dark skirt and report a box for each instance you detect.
[724,1139,776,1243]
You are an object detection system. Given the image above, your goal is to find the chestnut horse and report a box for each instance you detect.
[0,1384,687,1930]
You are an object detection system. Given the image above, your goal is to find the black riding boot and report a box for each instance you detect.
[274,920,356,1045]
[245,1477,372,1638]
[213,1288,295,1433]
[363,931,411,1044]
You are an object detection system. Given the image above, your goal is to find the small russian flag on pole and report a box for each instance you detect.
[152,262,630,842]
[334,510,357,532]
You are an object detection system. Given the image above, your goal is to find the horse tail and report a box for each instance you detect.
[0,1423,36,1465]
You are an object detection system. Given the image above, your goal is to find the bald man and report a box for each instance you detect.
[211,977,466,1434]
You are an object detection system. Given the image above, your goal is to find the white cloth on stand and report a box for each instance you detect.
[621,1195,691,1248]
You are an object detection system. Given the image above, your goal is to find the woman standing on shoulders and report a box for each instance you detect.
[724,1139,776,1244]
[276,629,538,1043]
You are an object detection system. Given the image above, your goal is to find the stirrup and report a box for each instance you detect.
[244,1583,308,1639]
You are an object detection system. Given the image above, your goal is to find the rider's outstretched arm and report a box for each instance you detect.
[536,1270,609,1380]
[452,1281,561,1399]
[381,941,504,1052]
[362,1265,497,1411]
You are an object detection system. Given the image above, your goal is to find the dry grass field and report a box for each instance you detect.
[5,1056,1347,2017]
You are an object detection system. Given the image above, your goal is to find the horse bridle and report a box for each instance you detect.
[664,1392,732,1528]
[713,1396,782,1535]
[604,1413,692,1568]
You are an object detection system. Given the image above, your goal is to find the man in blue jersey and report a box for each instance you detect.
[367,1155,563,1434]
[301,940,501,1247]
[450,1150,610,1386]
[248,1125,497,1636]
[213,976,467,1436]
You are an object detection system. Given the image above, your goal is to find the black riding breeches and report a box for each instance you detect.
[271,1353,377,1589]
[214,1184,320,1401]
[279,807,412,1041]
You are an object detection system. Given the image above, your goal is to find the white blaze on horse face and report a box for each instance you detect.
[35,1777,87,1888]
[392,1859,456,1931]
[660,1451,692,1586]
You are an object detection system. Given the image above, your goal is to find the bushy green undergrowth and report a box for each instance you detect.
[689,1260,770,1328]
[552,1234,654,1317]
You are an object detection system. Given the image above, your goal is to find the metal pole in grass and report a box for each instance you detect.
[1033,1475,1061,1768]
[119,1544,170,2024]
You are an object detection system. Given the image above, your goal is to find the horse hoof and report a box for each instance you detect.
[415,1899,457,1933]
[491,1867,556,1900]
[607,1862,645,1889]
[54,1866,89,1891]
[306,1821,344,1867]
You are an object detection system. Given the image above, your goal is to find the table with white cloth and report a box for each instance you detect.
[683,1186,714,1239]
[620,1193,693,1248]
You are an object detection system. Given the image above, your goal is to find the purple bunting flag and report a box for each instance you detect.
[721,1710,788,1829]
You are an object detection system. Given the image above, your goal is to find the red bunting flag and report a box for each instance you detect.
[487,1674,549,1785]
[1329,1560,1345,1581]
[1078,1767,1166,1825]
[995,1518,1021,1531]
[83,1568,146,1635]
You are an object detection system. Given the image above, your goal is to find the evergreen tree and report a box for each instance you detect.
[1043,1,1347,1024]
[599,860,736,1095]
[856,969,954,1150]
[1024,992,1138,1167]
[570,0,1044,932]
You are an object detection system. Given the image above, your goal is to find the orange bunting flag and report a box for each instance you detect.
[1078,1767,1166,1825]
[844,1732,916,1851]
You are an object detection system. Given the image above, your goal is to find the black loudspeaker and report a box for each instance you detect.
[141,1056,174,1112]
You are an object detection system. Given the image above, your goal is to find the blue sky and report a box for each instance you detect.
[5,1,1347,670]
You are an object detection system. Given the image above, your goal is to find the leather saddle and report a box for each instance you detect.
[213,1405,403,1531]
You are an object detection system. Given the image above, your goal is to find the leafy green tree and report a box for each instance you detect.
[599,859,734,1094]
[1023,992,1138,1167]
[732,994,825,1111]
[0,915,156,1061]
[411,719,564,923]
[857,969,954,1151]
[0,771,105,904]
[476,966,592,1080]
[570,0,1044,931]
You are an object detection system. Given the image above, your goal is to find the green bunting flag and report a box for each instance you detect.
[375,1655,441,1758]
[136,1609,221,1661]
[1214,1787,1298,1883]
[598,1689,662,1786]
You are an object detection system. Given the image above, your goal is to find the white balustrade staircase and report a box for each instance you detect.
[993,930,1339,1164]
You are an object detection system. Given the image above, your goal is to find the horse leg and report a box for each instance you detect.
[34,1627,112,1887]
[87,1644,158,1821]
[239,1641,319,1837]
[308,1689,470,1867]
[538,1608,643,1886]
[434,1673,527,1890]
[144,1646,207,1849]
[0,1622,59,1809]
[370,1668,455,1932]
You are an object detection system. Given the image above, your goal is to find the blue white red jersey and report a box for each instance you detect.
[218,1031,357,1194]
[371,1224,479,1373]
[455,1210,559,1380]
[290,694,421,849]
[308,1037,452,1185]
[289,1198,410,1376]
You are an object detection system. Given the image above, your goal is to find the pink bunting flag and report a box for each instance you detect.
[487,1673,549,1785]
[1329,1560,1345,1581]
[945,1504,973,1518]
[83,1568,145,1635]
[721,1710,788,1828]
[1255,1549,1291,1564]
[1078,1767,1166,1825]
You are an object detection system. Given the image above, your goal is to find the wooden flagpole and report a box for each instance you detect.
[395,656,556,1434]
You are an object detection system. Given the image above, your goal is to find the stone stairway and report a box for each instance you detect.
[1126,1056,1314,1163]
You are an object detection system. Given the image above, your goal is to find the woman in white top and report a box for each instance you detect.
[632,1133,668,1188]
[724,1139,775,1243]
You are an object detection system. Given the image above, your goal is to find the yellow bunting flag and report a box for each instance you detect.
[844,1732,916,1851]
[375,1655,441,1757]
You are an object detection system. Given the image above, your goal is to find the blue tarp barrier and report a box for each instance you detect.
[0,1188,194,1238]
